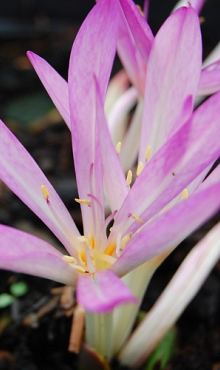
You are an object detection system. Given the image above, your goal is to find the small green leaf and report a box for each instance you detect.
[0,293,14,308]
[145,327,177,370]
[10,281,28,297]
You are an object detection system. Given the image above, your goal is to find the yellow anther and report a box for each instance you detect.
[62,255,76,264]
[145,146,151,161]
[131,214,143,223]
[72,265,86,273]
[92,250,116,266]
[116,141,122,154]
[77,236,90,244]
[181,188,188,201]
[126,170,133,186]
[41,185,49,200]
[104,241,116,256]
[136,4,144,16]
[121,233,132,250]
[75,198,91,206]
[136,161,144,176]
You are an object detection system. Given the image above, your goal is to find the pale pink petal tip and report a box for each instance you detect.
[76,269,137,313]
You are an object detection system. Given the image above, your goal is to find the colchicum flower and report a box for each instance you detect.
[0,0,220,366]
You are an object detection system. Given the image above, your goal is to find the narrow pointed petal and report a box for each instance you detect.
[112,181,220,278]
[0,119,79,255]
[116,3,147,94]
[115,90,220,233]
[27,51,70,129]
[68,0,118,234]
[76,269,137,313]
[119,222,220,367]
[139,7,202,161]
[0,225,77,286]
[118,0,154,65]
[198,59,220,96]
[172,0,205,13]
[95,79,129,212]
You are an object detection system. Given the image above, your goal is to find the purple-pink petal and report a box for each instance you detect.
[76,269,137,313]
[118,0,154,65]
[95,78,129,212]
[0,119,79,255]
[112,181,220,278]
[198,59,220,96]
[114,90,220,233]
[0,225,77,286]
[68,0,118,234]
[27,51,70,129]
[139,6,202,161]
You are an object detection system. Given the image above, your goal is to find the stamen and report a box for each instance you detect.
[116,141,122,154]
[145,146,151,161]
[92,250,116,266]
[41,185,49,201]
[131,214,143,223]
[104,241,116,256]
[126,170,132,186]
[136,162,143,176]
[62,255,76,264]
[72,265,86,273]
[75,198,91,206]
[121,233,132,250]
[181,188,188,200]
[77,236,90,245]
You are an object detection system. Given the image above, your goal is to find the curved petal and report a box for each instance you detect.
[76,269,137,313]
[0,225,77,286]
[198,59,220,96]
[116,1,147,94]
[0,119,79,255]
[95,79,129,212]
[139,6,202,161]
[27,51,70,129]
[68,0,119,234]
[119,221,220,367]
[118,0,154,65]
[112,181,220,278]
[114,90,220,233]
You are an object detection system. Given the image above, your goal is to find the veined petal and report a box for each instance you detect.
[0,225,77,286]
[95,78,129,212]
[198,59,220,96]
[118,0,154,65]
[68,0,118,235]
[76,269,137,313]
[118,222,220,367]
[0,119,79,255]
[139,6,202,161]
[116,1,147,94]
[27,51,70,129]
[115,90,220,233]
[112,181,220,278]
[172,0,206,13]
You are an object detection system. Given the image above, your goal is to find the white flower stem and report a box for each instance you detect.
[85,310,113,360]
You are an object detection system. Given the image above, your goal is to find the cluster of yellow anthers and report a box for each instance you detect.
[40,142,188,275]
